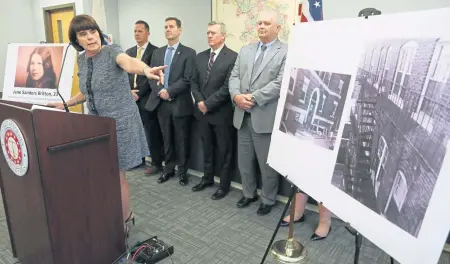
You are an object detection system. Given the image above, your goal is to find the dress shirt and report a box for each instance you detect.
[165,42,180,62]
[161,42,180,100]
[210,44,224,63]
[254,38,277,62]
[137,41,149,57]
[134,42,150,87]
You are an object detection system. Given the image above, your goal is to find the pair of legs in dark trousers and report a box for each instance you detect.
[137,106,164,172]
[200,120,233,191]
[147,110,164,168]
[157,100,191,176]
[138,107,150,163]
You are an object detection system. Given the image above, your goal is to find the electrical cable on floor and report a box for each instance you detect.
[165,245,175,264]
[157,241,175,264]
[127,244,148,263]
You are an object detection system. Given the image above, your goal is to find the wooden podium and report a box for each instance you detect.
[0,100,125,264]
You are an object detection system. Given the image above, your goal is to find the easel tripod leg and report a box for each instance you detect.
[354,232,362,264]
[260,186,295,264]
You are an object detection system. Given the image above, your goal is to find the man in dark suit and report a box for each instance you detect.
[125,20,163,174]
[145,17,196,186]
[190,22,237,200]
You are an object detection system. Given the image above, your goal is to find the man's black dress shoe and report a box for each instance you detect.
[236,196,258,208]
[256,203,274,216]
[310,226,332,241]
[280,215,305,226]
[179,173,188,186]
[157,172,174,183]
[211,188,228,200]
[192,180,214,192]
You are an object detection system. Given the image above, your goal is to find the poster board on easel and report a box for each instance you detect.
[267,7,450,264]
[1,43,76,106]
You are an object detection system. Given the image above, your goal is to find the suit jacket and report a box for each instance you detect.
[191,45,237,125]
[145,43,196,116]
[229,39,287,133]
[125,42,158,110]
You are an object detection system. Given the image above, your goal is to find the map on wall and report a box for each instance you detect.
[212,0,297,52]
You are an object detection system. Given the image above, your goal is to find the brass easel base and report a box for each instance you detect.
[270,238,307,263]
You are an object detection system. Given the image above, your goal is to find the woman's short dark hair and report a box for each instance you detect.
[68,15,106,52]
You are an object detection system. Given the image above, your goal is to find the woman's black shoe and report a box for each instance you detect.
[280,215,305,227]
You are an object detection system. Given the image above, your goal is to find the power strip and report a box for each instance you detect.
[112,236,174,264]
[131,236,174,264]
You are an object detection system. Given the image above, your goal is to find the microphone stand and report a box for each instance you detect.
[55,42,73,112]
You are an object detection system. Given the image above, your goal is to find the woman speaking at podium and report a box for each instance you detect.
[48,15,166,234]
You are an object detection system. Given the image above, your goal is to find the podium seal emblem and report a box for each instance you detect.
[1,119,29,176]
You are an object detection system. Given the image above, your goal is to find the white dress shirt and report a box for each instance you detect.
[210,44,224,62]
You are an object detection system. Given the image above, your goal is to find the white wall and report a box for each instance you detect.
[117,0,212,53]
[0,0,38,92]
[104,0,120,45]
[83,0,92,16]
[84,0,120,44]
[324,0,450,19]
[32,0,85,42]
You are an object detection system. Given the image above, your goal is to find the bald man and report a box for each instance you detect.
[229,11,288,216]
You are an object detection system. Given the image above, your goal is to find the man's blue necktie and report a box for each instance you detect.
[164,47,174,88]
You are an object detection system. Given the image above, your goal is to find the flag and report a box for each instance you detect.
[298,0,324,22]
[92,0,107,31]
[102,33,113,45]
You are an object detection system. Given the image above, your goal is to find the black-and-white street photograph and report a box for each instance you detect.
[331,38,450,237]
[279,68,351,150]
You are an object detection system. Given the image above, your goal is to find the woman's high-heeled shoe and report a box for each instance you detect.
[280,215,305,227]
[311,204,332,241]
[310,226,331,241]
[125,212,135,226]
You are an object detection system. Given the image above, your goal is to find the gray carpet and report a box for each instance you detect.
[1,167,449,264]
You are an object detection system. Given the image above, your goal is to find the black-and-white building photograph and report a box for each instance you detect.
[279,68,351,150]
[331,38,450,237]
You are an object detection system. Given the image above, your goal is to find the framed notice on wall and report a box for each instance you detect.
[1,43,76,105]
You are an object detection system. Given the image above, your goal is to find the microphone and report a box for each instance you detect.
[55,42,73,112]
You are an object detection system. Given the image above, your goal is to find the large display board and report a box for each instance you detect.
[2,43,76,105]
[268,7,450,264]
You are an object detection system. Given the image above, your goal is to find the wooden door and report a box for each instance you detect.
[45,6,82,113]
